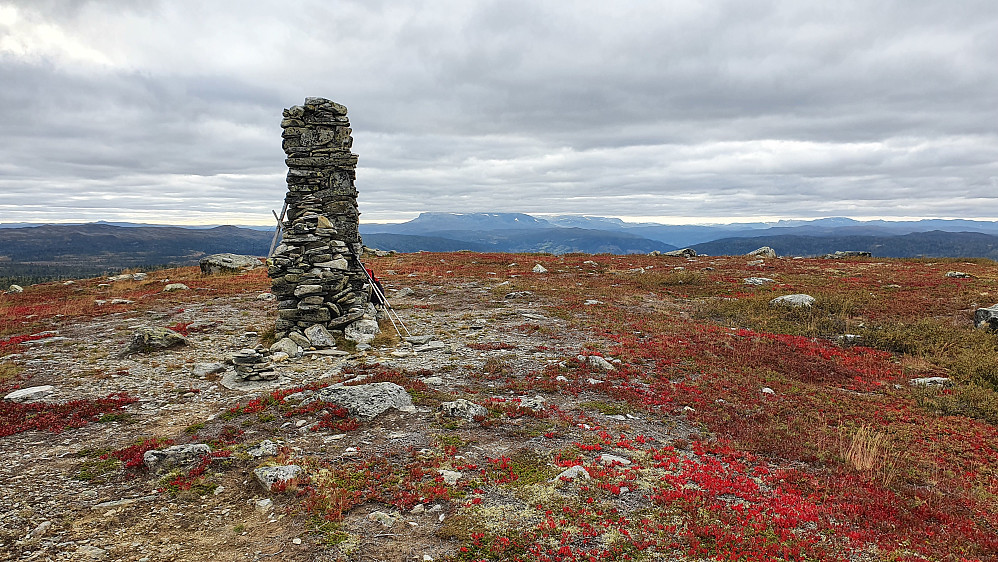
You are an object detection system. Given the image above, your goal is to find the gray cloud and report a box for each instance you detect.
[1,0,997,225]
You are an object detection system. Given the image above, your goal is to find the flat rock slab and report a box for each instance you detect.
[200,253,262,274]
[4,385,55,403]
[220,371,288,391]
[314,382,415,419]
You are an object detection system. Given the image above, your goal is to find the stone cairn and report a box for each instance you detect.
[267,98,377,347]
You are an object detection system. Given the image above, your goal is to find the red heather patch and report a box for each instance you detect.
[0,332,56,355]
[0,392,136,437]
[103,437,175,469]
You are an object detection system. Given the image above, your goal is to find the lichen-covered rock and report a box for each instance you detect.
[254,465,301,491]
[143,444,211,472]
[344,318,379,345]
[162,283,189,292]
[304,324,337,348]
[770,294,816,308]
[123,327,188,354]
[313,382,415,419]
[270,337,302,357]
[440,399,487,421]
[974,304,998,331]
[199,253,262,274]
[578,355,615,371]
[746,246,777,258]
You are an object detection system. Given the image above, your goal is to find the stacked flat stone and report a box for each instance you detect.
[231,348,276,381]
[268,98,375,342]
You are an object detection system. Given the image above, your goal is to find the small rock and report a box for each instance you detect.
[28,520,51,538]
[945,271,974,279]
[123,327,188,355]
[292,537,302,545]
[578,355,615,371]
[255,498,274,513]
[761,387,775,395]
[974,304,998,331]
[743,277,775,285]
[583,299,603,305]
[8,284,24,293]
[440,399,488,421]
[421,376,444,386]
[746,246,777,258]
[75,545,107,559]
[909,377,953,387]
[599,454,631,466]
[143,444,212,472]
[662,248,697,257]
[406,334,434,345]
[4,385,55,403]
[304,324,337,348]
[257,292,275,301]
[344,318,379,345]
[532,264,548,274]
[110,298,133,305]
[199,253,262,274]
[769,294,816,308]
[395,287,415,298]
[254,465,302,491]
[247,440,279,458]
[551,465,591,482]
[438,470,462,485]
[192,362,226,378]
[270,337,303,357]
[163,283,189,292]
[504,291,533,299]
[414,341,448,353]
[368,510,396,528]
[519,395,546,411]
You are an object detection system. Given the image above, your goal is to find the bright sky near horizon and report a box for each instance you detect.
[1,0,997,226]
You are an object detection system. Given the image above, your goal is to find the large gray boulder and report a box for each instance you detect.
[199,253,262,274]
[975,304,998,331]
[313,382,415,419]
[770,294,816,308]
[746,247,777,258]
[143,444,211,472]
[123,327,188,355]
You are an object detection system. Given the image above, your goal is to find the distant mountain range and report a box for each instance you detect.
[2,214,997,285]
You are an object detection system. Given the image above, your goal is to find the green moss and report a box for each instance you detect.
[75,458,121,481]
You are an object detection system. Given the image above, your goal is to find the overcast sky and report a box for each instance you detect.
[1,0,997,226]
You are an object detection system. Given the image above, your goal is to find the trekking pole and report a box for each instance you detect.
[268,201,289,258]
[362,265,412,337]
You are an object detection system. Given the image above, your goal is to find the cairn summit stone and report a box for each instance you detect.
[199,253,262,274]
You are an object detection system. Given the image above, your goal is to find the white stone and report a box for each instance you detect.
[438,470,462,485]
[4,385,54,403]
[599,454,631,466]
[743,277,775,285]
[551,465,591,482]
[769,294,816,308]
[163,283,189,292]
[762,387,775,395]
[440,399,487,421]
[532,264,548,273]
[253,465,302,491]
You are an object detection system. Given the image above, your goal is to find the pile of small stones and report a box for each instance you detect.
[230,348,276,382]
[268,97,376,345]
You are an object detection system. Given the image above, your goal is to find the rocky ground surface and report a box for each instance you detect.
[1,273,686,562]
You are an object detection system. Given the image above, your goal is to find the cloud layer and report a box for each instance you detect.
[2,0,997,224]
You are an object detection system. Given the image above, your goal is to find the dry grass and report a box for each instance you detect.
[839,425,900,487]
